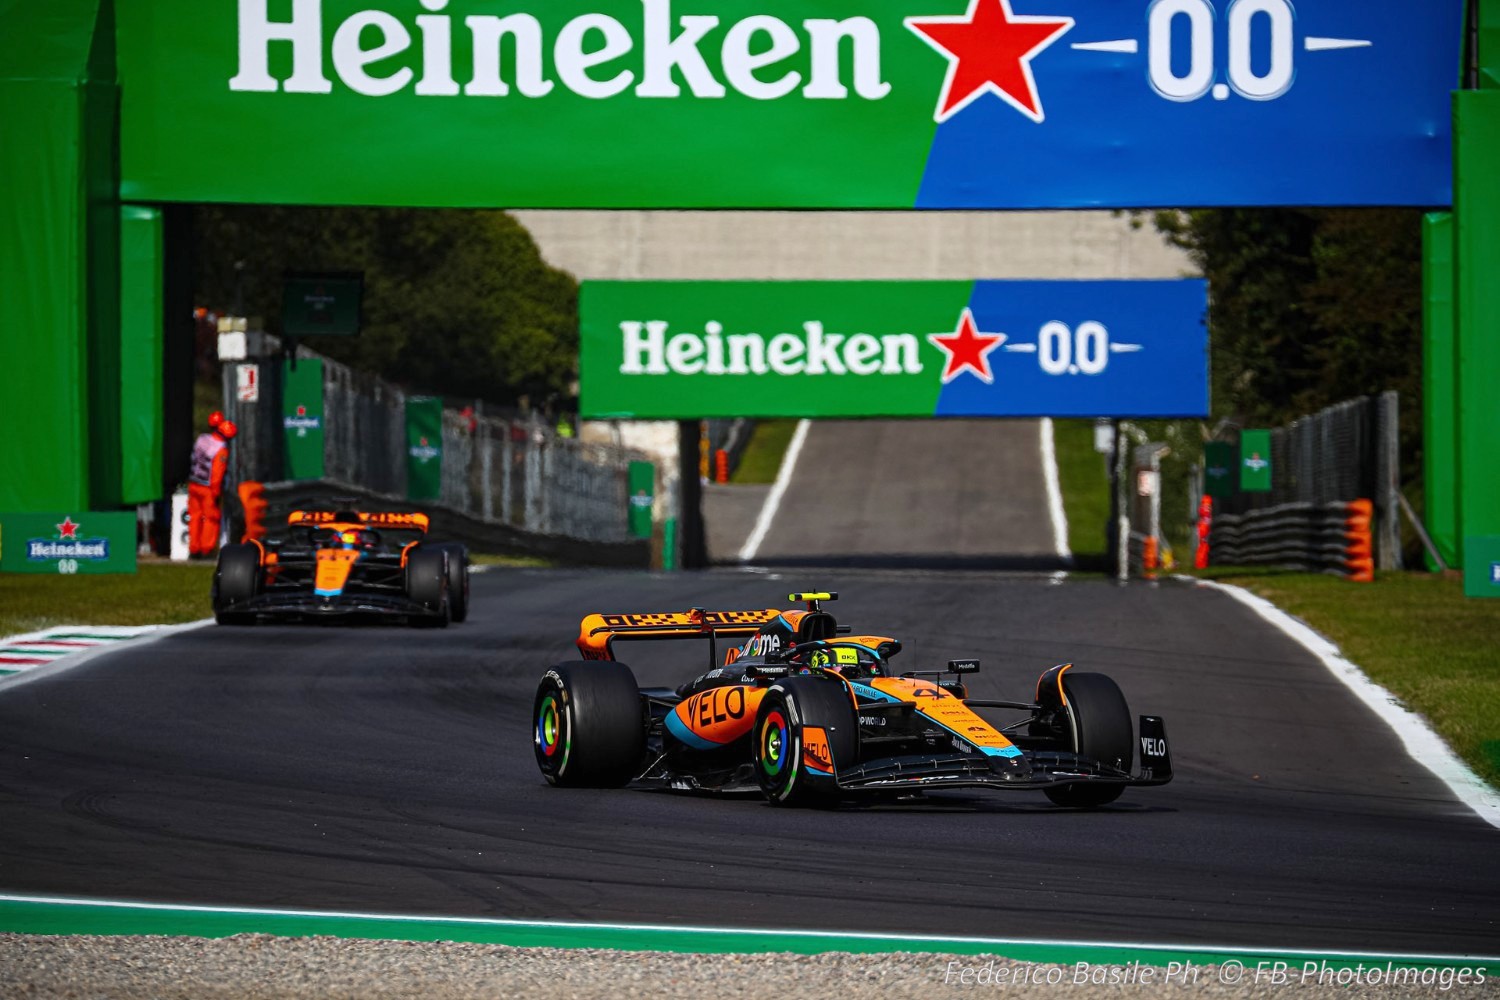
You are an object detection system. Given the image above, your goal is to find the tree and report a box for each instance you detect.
[1154,208,1423,421]
[193,206,579,407]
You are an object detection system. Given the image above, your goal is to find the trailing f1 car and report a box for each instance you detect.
[533,593,1171,807]
[211,507,469,626]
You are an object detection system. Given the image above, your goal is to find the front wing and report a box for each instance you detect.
[834,716,1172,794]
[219,591,442,621]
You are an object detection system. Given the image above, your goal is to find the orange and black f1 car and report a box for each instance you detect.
[211,507,469,626]
[533,593,1171,807]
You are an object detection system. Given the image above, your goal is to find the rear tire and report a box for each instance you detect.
[534,662,646,787]
[212,544,261,626]
[1043,671,1133,808]
[405,545,450,628]
[753,676,856,807]
[433,543,470,623]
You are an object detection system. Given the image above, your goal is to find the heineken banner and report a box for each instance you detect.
[1239,429,1272,492]
[283,358,326,480]
[0,513,138,574]
[580,279,1208,418]
[115,1,1459,209]
[627,460,655,538]
[406,396,444,501]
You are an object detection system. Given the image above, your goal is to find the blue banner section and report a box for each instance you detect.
[935,280,1208,417]
[913,0,1460,208]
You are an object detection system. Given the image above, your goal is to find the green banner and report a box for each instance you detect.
[406,397,443,501]
[1203,442,1234,499]
[0,512,137,574]
[582,281,960,419]
[627,461,654,538]
[282,358,325,480]
[1239,430,1272,493]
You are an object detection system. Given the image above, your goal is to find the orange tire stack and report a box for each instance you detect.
[1343,498,1374,582]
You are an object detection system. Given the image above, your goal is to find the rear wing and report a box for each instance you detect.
[576,608,785,661]
[287,510,430,533]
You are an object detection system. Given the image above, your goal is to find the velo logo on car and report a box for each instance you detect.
[117,1,1459,209]
[580,279,1208,418]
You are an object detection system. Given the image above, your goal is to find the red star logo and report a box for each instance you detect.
[927,308,1007,384]
[906,0,1074,123]
[419,437,428,446]
[56,517,80,540]
[296,405,307,416]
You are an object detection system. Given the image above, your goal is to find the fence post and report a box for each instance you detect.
[524,411,543,532]
[1376,391,1403,570]
[501,420,514,525]
[478,402,493,521]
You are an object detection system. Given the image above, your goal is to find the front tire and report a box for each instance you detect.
[1043,671,1133,808]
[753,676,856,807]
[212,543,261,625]
[405,545,450,628]
[534,662,646,787]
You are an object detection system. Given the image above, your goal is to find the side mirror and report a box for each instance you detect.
[947,659,980,674]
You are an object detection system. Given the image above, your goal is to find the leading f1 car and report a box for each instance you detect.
[211,506,469,626]
[533,593,1171,807]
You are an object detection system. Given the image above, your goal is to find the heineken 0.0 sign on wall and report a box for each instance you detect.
[115,1,1460,209]
[283,358,326,480]
[0,513,138,574]
[580,280,1207,419]
[406,397,444,501]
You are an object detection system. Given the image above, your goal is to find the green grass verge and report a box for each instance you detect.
[1202,570,1500,789]
[730,420,799,485]
[0,563,216,638]
[1052,419,1111,566]
[470,553,553,568]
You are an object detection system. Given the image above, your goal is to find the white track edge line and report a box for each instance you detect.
[1039,418,1073,568]
[1182,576,1500,830]
[0,619,215,695]
[0,893,1494,963]
[739,418,811,563]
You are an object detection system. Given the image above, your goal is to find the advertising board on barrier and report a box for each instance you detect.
[0,513,138,574]
[580,279,1208,418]
[116,1,1461,208]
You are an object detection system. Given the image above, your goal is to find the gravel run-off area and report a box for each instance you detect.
[3,935,1497,1000]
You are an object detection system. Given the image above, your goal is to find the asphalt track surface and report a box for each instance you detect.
[1,421,1497,955]
[752,420,1064,570]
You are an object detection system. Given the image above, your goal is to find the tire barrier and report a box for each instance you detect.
[1206,498,1374,581]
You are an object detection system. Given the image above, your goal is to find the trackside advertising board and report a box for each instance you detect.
[115,1,1460,209]
[0,513,138,574]
[579,280,1207,419]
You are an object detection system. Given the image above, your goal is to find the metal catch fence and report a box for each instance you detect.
[227,347,652,545]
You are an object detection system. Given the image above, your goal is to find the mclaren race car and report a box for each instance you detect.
[211,507,469,626]
[533,593,1171,807]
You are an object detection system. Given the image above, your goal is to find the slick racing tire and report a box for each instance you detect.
[431,543,470,623]
[405,545,450,628]
[212,543,261,625]
[753,676,856,807]
[534,662,646,788]
[1043,671,1133,808]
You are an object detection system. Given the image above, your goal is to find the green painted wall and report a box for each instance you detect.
[0,0,122,513]
[1453,88,1500,595]
[119,205,163,504]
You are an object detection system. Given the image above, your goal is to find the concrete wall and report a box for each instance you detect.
[511,210,1196,281]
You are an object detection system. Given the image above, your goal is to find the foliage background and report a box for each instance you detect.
[193,207,580,408]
